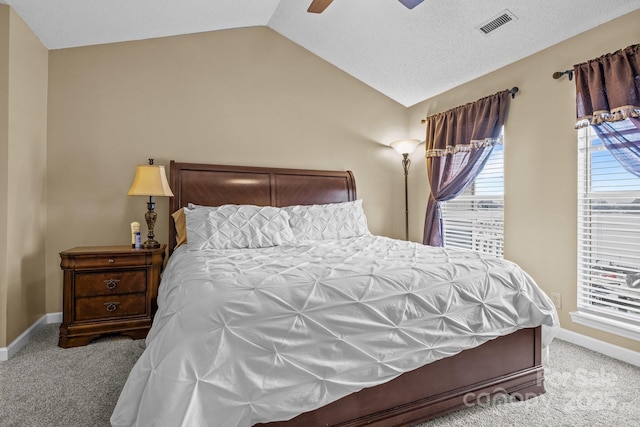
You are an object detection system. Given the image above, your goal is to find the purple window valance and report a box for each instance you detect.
[574,44,640,129]
[423,90,510,158]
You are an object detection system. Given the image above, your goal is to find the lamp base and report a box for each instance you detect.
[142,239,161,249]
[142,196,160,250]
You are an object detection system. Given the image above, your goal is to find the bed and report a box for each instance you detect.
[111,161,558,427]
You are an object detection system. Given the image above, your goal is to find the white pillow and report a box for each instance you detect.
[185,204,294,250]
[283,199,370,241]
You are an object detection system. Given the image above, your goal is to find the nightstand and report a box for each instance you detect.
[58,245,166,348]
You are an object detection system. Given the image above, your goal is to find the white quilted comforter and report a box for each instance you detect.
[111,235,558,427]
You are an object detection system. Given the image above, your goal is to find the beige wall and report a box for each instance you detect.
[2,4,639,354]
[46,27,409,313]
[408,9,640,352]
[0,5,48,346]
[0,5,9,347]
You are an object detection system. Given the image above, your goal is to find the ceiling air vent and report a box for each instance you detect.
[478,10,517,35]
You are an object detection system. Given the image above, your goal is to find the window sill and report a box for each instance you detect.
[570,311,640,341]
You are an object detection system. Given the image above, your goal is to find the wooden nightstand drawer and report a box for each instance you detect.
[75,294,147,322]
[69,253,148,269]
[75,270,147,297]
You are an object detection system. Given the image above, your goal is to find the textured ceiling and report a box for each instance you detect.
[5,0,640,106]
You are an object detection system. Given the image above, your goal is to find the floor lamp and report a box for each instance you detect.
[391,139,422,240]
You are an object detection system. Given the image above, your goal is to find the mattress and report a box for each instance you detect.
[111,235,558,427]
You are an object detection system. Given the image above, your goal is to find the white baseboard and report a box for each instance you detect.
[556,327,640,368]
[0,312,62,362]
[46,312,63,324]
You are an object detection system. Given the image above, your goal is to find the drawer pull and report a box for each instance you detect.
[104,279,120,289]
[104,302,121,312]
[108,259,115,263]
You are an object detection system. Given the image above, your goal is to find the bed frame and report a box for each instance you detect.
[168,161,545,427]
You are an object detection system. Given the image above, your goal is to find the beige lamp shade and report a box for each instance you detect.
[127,164,174,197]
[390,139,422,155]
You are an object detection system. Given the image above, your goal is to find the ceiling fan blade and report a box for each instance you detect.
[397,0,424,9]
[308,0,334,14]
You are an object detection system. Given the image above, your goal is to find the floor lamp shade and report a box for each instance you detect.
[390,139,421,155]
[128,160,174,249]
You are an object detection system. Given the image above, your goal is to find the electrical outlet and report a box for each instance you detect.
[551,292,562,309]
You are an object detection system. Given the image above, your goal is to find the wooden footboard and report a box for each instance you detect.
[258,327,544,427]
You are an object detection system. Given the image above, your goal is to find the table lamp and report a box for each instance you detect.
[127,159,174,249]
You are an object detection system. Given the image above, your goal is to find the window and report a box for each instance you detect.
[441,140,504,257]
[573,120,640,340]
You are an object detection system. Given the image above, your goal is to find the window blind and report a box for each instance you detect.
[441,142,504,257]
[576,121,640,337]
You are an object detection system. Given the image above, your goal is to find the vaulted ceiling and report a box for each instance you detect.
[4,0,640,106]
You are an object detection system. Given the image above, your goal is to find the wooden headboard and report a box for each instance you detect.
[168,161,357,253]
